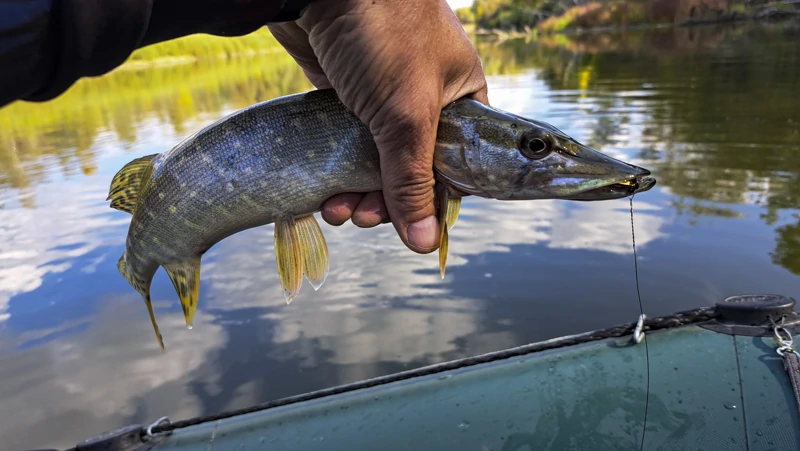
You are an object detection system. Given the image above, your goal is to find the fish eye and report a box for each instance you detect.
[519,133,551,160]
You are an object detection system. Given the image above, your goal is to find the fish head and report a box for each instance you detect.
[434,99,656,201]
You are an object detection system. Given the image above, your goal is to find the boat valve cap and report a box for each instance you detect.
[716,294,798,327]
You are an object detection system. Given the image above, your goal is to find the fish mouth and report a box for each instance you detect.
[568,174,657,201]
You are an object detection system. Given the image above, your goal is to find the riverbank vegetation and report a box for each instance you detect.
[536,2,652,32]
[125,27,285,66]
[455,0,798,34]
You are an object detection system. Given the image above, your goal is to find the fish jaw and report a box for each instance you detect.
[434,98,657,202]
[565,173,657,201]
[541,136,657,201]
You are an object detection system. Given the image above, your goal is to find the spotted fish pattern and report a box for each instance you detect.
[108,88,655,349]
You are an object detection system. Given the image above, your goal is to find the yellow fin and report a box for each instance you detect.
[437,188,462,279]
[439,225,449,279]
[117,253,164,350]
[295,215,329,291]
[438,188,449,279]
[446,197,461,231]
[143,293,165,350]
[107,154,158,214]
[163,258,201,330]
[274,217,304,304]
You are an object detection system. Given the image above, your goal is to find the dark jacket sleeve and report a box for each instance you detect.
[0,0,313,108]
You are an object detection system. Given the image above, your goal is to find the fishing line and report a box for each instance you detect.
[629,194,650,451]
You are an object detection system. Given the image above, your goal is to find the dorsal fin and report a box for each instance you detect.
[107,154,158,214]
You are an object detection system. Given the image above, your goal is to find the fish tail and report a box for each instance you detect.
[107,154,158,214]
[118,252,165,350]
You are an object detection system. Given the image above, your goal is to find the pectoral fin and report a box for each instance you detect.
[164,258,201,329]
[446,197,461,231]
[274,217,304,304]
[438,197,449,279]
[295,215,329,291]
[437,188,462,279]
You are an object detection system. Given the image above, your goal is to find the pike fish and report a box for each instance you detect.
[107,88,656,349]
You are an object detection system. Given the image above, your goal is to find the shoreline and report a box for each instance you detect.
[105,13,798,72]
[113,47,287,73]
[470,8,799,40]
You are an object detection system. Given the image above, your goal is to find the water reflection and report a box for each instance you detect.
[0,51,313,196]
[481,23,800,215]
[1,22,800,450]
[0,302,225,449]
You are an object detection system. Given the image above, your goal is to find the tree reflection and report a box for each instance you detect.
[475,22,799,273]
[0,52,312,194]
[773,221,800,276]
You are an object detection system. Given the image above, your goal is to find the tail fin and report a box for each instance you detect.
[107,154,158,214]
[118,253,165,350]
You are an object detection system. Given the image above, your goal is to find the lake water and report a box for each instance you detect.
[1,22,799,450]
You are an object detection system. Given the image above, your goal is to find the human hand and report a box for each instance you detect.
[269,0,488,254]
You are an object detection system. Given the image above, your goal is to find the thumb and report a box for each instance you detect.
[371,99,441,254]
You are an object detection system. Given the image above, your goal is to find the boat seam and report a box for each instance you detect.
[733,335,751,451]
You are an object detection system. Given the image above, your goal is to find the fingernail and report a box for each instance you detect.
[407,216,438,251]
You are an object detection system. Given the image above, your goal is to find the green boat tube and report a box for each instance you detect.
[50,294,800,451]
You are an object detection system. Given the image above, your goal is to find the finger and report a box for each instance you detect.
[351,191,389,228]
[370,90,441,254]
[321,193,364,226]
[268,23,332,89]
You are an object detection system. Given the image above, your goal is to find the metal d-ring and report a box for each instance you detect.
[633,314,646,344]
[145,416,171,438]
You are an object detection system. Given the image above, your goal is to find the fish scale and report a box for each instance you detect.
[107,88,656,349]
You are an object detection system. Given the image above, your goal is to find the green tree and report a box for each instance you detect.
[455,6,475,23]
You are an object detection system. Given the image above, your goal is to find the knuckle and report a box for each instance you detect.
[367,85,440,143]
[372,105,433,142]
[384,176,436,216]
[368,99,439,219]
